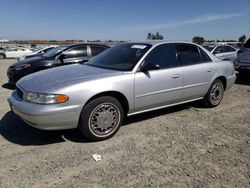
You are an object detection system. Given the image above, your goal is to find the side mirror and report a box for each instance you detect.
[140,62,160,72]
[58,54,66,62]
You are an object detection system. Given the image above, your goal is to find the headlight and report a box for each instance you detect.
[24,92,69,104]
[15,63,31,70]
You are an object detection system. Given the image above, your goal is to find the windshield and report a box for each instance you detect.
[203,46,214,52]
[86,43,152,71]
[43,46,68,57]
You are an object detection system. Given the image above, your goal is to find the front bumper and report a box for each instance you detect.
[7,67,23,84]
[8,91,81,130]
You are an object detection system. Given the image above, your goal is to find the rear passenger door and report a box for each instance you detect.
[134,44,182,112]
[176,44,214,100]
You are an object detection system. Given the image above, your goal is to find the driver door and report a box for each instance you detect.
[134,44,182,112]
[213,46,225,59]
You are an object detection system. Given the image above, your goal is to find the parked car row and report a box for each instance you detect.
[7,43,109,83]
[17,46,57,61]
[0,45,56,59]
[5,48,34,59]
[7,41,237,141]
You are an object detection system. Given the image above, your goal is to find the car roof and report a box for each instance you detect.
[127,40,202,47]
[59,43,110,48]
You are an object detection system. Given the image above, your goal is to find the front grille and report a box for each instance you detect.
[16,87,23,99]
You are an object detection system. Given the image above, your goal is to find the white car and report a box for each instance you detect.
[203,45,238,62]
[17,46,56,61]
[5,48,34,59]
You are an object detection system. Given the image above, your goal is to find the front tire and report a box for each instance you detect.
[202,79,224,108]
[79,96,124,141]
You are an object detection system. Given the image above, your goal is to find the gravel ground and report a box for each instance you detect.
[0,59,250,188]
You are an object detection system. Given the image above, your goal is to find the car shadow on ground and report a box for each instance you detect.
[2,83,15,90]
[0,103,194,146]
[0,111,88,146]
[235,74,250,86]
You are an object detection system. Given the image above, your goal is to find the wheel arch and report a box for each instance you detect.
[214,76,227,89]
[84,91,130,115]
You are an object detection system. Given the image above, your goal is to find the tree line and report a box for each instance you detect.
[144,32,248,45]
[192,34,247,45]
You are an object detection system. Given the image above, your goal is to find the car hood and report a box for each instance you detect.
[10,56,46,67]
[17,64,122,93]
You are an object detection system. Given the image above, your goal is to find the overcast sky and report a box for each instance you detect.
[0,0,249,41]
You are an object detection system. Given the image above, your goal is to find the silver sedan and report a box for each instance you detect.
[8,41,236,141]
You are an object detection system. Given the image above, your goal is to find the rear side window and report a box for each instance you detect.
[91,46,108,56]
[62,46,87,58]
[145,44,178,69]
[177,44,201,65]
[199,48,212,62]
[243,38,250,48]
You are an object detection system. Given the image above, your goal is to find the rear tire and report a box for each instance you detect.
[202,79,224,108]
[79,96,124,141]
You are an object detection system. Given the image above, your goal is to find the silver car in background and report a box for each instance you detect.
[8,41,236,141]
[203,44,238,62]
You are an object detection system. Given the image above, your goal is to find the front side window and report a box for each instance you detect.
[224,46,236,52]
[144,44,178,69]
[214,46,224,53]
[177,44,201,65]
[62,46,87,58]
[203,46,214,52]
[86,43,152,71]
[91,46,108,56]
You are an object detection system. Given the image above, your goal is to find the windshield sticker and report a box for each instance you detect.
[131,45,147,49]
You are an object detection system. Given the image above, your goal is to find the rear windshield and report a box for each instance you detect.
[243,38,250,48]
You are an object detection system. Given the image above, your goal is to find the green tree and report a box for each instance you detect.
[147,32,164,40]
[239,34,246,43]
[192,36,205,45]
[147,33,153,40]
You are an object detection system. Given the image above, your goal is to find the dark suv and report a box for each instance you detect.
[7,44,109,84]
[235,38,250,75]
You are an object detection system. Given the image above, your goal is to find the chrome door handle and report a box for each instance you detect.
[207,69,213,72]
[172,74,180,79]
